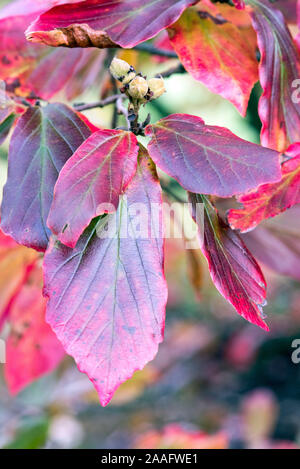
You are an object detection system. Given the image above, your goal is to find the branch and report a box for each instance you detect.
[156,63,186,79]
[133,43,178,58]
[116,96,130,130]
[74,94,126,112]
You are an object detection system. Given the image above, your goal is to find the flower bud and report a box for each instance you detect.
[148,77,166,100]
[128,76,149,101]
[109,58,136,84]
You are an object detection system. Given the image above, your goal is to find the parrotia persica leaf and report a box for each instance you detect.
[248,0,300,151]
[168,8,258,115]
[48,128,139,249]
[228,143,300,232]
[26,0,196,48]
[43,150,168,406]
[1,104,91,252]
[145,114,281,198]
[4,263,65,395]
[189,194,268,331]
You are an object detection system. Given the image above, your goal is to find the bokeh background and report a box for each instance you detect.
[0,0,300,450]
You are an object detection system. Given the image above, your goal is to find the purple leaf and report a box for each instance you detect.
[26,0,196,48]
[43,149,167,406]
[48,128,139,248]
[145,114,281,197]
[189,194,268,330]
[1,104,91,251]
[248,0,300,151]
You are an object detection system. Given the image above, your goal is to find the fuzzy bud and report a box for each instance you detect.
[128,76,149,101]
[109,58,136,84]
[148,77,166,100]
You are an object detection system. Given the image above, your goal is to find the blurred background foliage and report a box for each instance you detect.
[0,0,300,450]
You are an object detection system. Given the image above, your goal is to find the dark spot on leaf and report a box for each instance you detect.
[1,56,11,65]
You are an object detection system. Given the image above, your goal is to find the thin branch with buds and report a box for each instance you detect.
[73,94,126,112]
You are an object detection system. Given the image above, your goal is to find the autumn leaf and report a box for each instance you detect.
[145,114,281,197]
[168,8,258,115]
[247,0,300,151]
[242,205,300,281]
[48,128,139,248]
[0,0,77,80]
[189,194,268,331]
[1,103,91,251]
[228,143,300,232]
[26,48,105,101]
[4,263,65,395]
[233,0,245,8]
[43,150,167,406]
[275,0,297,23]
[0,1,105,101]
[26,0,196,48]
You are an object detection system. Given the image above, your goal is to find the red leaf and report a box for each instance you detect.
[0,1,105,100]
[168,8,258,115]
[145,114,281,197]
[4,264,65,395]
[249,0,300,151]
[43,150,167,406]
[0,103,91,252]
[26,0,196,48]
[228,143,300,232]
[242,205,300,281]
[189,194,268,331]
[0,0,78,81]
[48,128,139,248]
[233,0,245,8]
[0,0,79,19]
[153,31,175,63]
[26,48,105,101]
[76,111,100,133]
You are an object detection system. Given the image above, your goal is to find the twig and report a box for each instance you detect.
[74,94,126,112]
[133,43,178,58]
[156,63,186,79]
[111,82,119,129]
[116,96,130,130]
